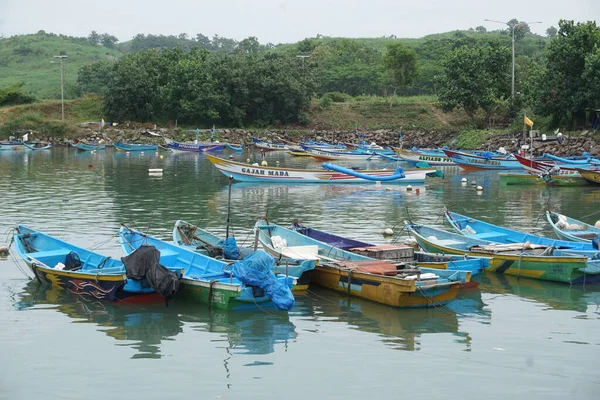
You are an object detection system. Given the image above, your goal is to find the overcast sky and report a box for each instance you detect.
[0,0,598,43]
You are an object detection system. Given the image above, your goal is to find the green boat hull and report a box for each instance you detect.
[499,173,589,186]
[179,279,269,311]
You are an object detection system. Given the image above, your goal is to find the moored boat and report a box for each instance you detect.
[113,142,158,152]
[172,220,316,290]
[444,209,596,251]
[164,138,223,152]
[207,155,437,184]
[406,223,600,284]
[254,220,468,308]
[499,172,589,186]
[392,147,456,166]
[302,146,380,161]
[74,141,106,151]
[119,225,296,311]
[252,138,290,152]
[546,211,600,243]
[12,225,182,302]
[443,149,522,170]
[576,168,600,185]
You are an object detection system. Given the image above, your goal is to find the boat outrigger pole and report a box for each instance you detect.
[225,175,233,239]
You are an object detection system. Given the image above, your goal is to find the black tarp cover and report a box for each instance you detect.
[121,245,180,302]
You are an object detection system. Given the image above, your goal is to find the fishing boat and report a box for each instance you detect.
[164,138,223,152]
[576,168,600,184]
[12,225,182,302]
[74,141,106,152]
[302,146,380,161]
[113,142,158,152]
[172,220,316,290]
[290,221,489,285]
[406,223,600,284]
[0,140,29,151]
[23,142,52,150]
[546,211,600,243]
[224,143,243,151]
[499,172,589,186]
[392,147,456,166]
[443,149,522,170]
[207,155,438,184]
[119,226,296,311]
[252,138,290,152]
[444,209,596,251]
[542,153,600,165]
[254,219,468,308]
[513,153,594,175]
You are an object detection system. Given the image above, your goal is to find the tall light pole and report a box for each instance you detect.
[53,55,68,121]
[484,19,541,101]
[296,55,310,66]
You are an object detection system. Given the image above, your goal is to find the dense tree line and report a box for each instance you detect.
[100,48,314,126]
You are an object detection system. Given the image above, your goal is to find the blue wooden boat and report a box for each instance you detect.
[542,153,600,165]
[172,220,316,290]
[252,137,290,152]
[546,211,600,243]
[12,225,182,302]
[119,226,296,310]
[406,223,600,284]
[444,209,597,251]
[254,219,469,308]
[443,149,523,170]
[74,141,106,151]
[164,138,223,152]
[224,142,243,151]
[113,142,158,152]
[290,222,489,279]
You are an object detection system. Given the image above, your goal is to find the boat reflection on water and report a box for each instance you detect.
[14,281,296,359]
[479,272,600,313]
[292,286,489,351]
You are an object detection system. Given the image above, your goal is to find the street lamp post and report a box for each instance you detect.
[484,19,541,101]
[53,55,68,122]
[296,55,310,66]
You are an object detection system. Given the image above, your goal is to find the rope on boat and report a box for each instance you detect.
[6,228,33,280]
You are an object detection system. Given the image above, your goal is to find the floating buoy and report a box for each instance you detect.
[461,178,467,183]
[159,155,164,159]
[275,160,280,165]
[148,168,163,174]
[406,185,413,191]
[88,164,93,169]
[471,181,477,186]
[385,187,393,191]
[415,188,420,194]
[476,185,483,191]
[383,228,394,236]
[261,160,268,166]
[595,220,600,228]
[229,155,234,159]
[246,158,251,163]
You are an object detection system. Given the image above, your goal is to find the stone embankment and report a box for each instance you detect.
[39,125,600,156]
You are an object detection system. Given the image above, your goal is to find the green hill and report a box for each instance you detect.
[0,31,122,99]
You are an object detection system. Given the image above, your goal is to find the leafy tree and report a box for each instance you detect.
[437,40,510,125]
[236,37,261,54]
[0,83,36,107]
[88,31,100,45]
[475,26,487,33]
[546,26,558,38]
[526,20,600,126]
[383,42,417,96]
[100,34,118,49]
[77,60,113,96]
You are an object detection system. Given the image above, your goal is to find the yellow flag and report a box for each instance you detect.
[524,115,534,127]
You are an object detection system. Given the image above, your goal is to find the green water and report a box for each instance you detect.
[1,148,599,399]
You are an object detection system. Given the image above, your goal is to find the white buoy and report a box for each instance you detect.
[383,228,394,236]
[471,181,477,186]
[261,160,268,166]
[595,220,600,228]
[148,168,163,174]
[159,155,164,159]
[275,160,280,165]
[406,185,413,191]
[246,158,251,163]
[476,185,483,191]
[140,151,144,154]
[385,187,393,191]
[461,178,467,183]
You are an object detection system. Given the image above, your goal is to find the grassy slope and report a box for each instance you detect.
[0,32,122,99]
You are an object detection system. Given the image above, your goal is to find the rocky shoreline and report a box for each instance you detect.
[39,125,600,156]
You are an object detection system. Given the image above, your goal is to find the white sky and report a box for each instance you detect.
[0,0,598,43]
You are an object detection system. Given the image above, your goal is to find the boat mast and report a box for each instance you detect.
[225,175,233,238]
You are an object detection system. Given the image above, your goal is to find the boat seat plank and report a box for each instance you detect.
[436,239,465,246]
[28,248,72,259]
[473,232,508,240]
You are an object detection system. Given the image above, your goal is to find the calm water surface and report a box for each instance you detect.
[1,148,599,399]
